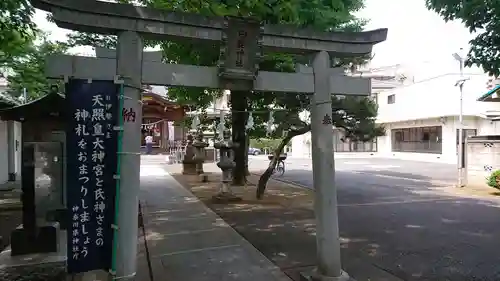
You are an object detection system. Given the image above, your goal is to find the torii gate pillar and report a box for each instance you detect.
[309,51,348,281]
[114,31,143,280]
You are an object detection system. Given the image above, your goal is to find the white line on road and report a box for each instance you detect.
[338,198,459,207]
[347,170,452,186]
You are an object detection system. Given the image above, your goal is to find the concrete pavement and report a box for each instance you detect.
[0,181,21,251]
[250,156,458,185]
[137,158,292,281]
[248,157,500,280]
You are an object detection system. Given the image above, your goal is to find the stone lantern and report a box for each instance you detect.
[192,131,208,181]
[212,129,242,203]
[182,134,197,175]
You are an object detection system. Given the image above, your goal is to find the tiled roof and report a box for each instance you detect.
[0,91,20,107]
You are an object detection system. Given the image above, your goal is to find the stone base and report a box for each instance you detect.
[8,173,16,182]
[182,162,197,175]
[0,230,67,281]
[46,209,68,230]
[199,174,209,182]
[300,268,353,281]
[10,222,60,256]
[211,192,242,203]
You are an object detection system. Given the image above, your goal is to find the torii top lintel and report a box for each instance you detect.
[31,0,387,56]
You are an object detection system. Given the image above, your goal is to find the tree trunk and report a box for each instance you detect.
[245,133,250,176]
[256,125,311,199]
[231,91,248,186]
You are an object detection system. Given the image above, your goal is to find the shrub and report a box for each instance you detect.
[486,170,500,189]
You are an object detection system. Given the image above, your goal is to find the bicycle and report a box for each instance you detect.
[268,154,286,176]
[273,160,285,176]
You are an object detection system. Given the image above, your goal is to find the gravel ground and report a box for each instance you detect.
[0,209,22,251]
[0,262,66,281]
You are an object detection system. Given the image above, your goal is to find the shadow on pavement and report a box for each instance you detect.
[216,168,500,281]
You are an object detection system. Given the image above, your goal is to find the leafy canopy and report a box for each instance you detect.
[5,35,68,101]
[0,0,37,65]
[426,0,500,76]
[65,0,382,142]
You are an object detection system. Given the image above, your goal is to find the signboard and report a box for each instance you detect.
[65,79,119,274]
[224,17,261,73]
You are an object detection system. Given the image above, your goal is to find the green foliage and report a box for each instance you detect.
[250,138,285,150]
[65,0,382,143]
[5,36,68,101]
[425,0,500,76]
[487,170,500,189]
[331,95,385,141]
[0,0,37,64]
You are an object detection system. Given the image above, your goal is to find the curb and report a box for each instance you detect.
[249,172,311,190]
[0,203,22,212]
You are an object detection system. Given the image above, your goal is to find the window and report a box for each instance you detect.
[387,94,395,104]
[391,126,442,153]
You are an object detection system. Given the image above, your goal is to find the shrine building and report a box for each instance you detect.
[140,88,187,154]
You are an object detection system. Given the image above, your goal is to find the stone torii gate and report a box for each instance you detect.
[33,0,387,280]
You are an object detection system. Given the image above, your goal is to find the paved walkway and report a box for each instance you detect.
[136,163,291,281]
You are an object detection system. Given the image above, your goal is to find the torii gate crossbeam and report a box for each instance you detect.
[31,1,388,281]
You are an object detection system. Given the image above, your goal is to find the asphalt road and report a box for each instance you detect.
[249,156,500,281]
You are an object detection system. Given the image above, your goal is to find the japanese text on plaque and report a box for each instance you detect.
[66,80,119,274]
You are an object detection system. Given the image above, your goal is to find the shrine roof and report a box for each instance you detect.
[0,92,20,109]
[0,92,66,121]
[142,92,186,109]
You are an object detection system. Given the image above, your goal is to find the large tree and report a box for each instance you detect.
[65,0,383,193]
[5,36,68,101]
[426,0,500,76]
[0,0,37,65]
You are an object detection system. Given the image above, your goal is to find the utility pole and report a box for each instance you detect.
[453,48,468,188]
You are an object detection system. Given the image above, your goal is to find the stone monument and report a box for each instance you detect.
[192,131,208,181]
[212,130,242,203]
[182,134,197,175]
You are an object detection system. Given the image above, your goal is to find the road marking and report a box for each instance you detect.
[342,161,370,165]
[348,171,451,186]
[272,171,451,189]
[367,164,400,169]
[338,198,459,207]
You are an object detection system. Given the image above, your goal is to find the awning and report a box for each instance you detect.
[477,85,500,102]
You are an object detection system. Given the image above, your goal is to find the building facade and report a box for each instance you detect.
[291,68,404,158]
[375,60,500,163]
[0,77,22,185]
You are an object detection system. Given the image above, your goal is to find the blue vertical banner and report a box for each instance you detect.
[66,79,119,274]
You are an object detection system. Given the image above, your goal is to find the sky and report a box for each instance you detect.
[33,0,476,69]
[356,0,474,68]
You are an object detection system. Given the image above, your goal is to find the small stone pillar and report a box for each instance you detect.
[193,131,208,181]
[212,130,242,203]
[182,134,197,175]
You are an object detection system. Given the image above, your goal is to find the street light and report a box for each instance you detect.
[453,48,469,187]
